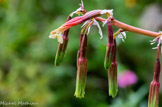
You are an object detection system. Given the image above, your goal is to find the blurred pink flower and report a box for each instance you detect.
[118,71,138,88]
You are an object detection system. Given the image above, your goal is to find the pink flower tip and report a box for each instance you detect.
[118,70,138,88]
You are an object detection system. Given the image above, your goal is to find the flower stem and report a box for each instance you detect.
[95,17,159,37]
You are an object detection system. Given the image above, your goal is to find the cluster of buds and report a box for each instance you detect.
[49,0,122,98]
[49,1,161,104]
[104,20,118,98]
[148,44,161,107]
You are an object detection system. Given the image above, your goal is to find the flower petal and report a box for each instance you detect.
[57,35,63,44]
[150,35,162,50]
[80,0,84,7]
[152,47,158,49]
[118,33,123,39]
[117,32,126,42]
[121,32,126,39]
[100,9,113,16]
[102,19,108,27]
[70,0,86,17]
[93,19,103,39]
[81,20,90,28]
[87,26,91,35]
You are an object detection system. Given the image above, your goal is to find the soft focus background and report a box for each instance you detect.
[0,0,162,107]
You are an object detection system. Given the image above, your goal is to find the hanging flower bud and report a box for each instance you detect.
[104,21,114,69]
[75,57,88,98]
[148,46,161,107]
[75,34,88,98]
[108,61,118,98]
[55,16,72,66]
[148,81,160,107]
[108,39,118,98]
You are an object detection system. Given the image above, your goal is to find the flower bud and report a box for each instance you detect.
[148,46,160,107]
[75,34,88,98]
[74,57,88,98]
[55,16,72,66]
[108,61,118,98]
[104,21,115,69]
[148,81,160,107]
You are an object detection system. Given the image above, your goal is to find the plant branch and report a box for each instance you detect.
[95,17,160,37]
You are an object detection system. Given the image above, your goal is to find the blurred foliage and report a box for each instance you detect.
[0,0,162,107]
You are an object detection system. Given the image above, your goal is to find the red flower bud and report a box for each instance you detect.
[75,34,88,98]
[74,57,88,98]
[148,46,161,107]
[55,16,72,66]
[104,21,115,69]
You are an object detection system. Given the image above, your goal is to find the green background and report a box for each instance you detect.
[0,0,162,107]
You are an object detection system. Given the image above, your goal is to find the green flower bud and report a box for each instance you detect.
[74,57,88,98]
[75,34,88,98]
[104,21,115,69]
[108,61,118,98]
[55,16,71,66]
[55,36,69,66]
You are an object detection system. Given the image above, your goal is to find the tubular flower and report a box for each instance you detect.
[108,39,118,98]
[108,61,118,98]
[49,9,113,44]
[148,46,161,107]
[148,81,160,107]
[55,16,72,66]
[103,21,118,97]
[75,34,88,98]
[104,21,114,69]
[49,16,83,44]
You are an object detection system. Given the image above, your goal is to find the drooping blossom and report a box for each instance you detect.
[104,21,114,69]
[49,9,113,44]
[148,45,160,107]
[54,16,72,66]
[75,34,88,98]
